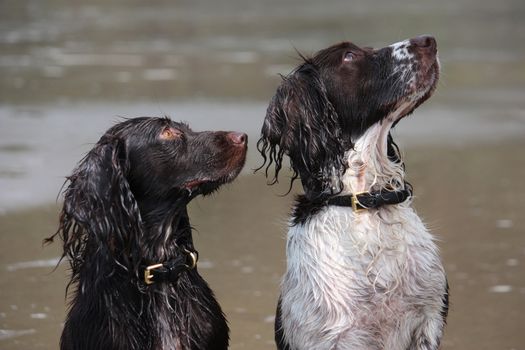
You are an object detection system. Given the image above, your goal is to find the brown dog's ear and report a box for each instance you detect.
[45,134,143,289]
[257,63,347,199]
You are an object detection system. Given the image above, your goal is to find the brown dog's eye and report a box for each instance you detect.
[343,52,355,62]
[160,127,182,140]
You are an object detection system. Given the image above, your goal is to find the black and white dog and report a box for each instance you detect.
[258,36,448,349]
[47,117,247,350]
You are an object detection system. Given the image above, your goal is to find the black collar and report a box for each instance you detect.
[327,188,411,212]
[143,248,198,285]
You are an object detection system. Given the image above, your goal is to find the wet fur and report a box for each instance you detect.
[46,117,247,350]
[259,37,448,349]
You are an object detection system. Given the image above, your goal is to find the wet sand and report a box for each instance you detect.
[1,139,524,349]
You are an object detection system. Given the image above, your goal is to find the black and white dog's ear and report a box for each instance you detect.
[257,63,347,199]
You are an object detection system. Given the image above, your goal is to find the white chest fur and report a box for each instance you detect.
[279,123,446,350]
[280,205,446,350]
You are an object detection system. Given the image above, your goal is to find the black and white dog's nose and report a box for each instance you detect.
[410,35,437,50]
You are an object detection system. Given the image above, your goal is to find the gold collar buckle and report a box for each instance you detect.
[351,191,369,213]
[183,248,198,269]
[144,263,163,285]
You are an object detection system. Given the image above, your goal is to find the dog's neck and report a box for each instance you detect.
[137,194,195,262]
[342,120,406,195]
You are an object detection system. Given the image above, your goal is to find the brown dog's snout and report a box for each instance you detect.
[227,132,247,146]
[410,35,437,51]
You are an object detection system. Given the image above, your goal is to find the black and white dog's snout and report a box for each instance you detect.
[410,35,437,51]
[388,35,440,104]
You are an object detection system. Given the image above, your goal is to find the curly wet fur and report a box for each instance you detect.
[46,117,247,350]
[259,36,448,350]
[278,122,447,350]
[258,63,348,199]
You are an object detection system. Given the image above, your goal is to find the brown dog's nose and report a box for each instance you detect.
[227,132,247,145]
[410,35,437,50]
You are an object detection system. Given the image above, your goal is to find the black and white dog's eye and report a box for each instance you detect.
[343,52,355,62]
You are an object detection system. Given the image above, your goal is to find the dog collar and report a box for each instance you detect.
[327,189,411,213]
[143,248,198,285]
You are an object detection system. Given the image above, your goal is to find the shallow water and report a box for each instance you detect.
[1,0,525,348]
[1,0,525,104]
[1,101,525,213]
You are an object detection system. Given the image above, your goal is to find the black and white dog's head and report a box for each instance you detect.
[258,36,439,200]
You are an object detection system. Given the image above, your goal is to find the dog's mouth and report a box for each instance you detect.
[412,57,440,104]
[390,54,440,123]
[183,145,247,194]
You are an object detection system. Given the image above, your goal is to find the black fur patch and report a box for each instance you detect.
[290,136,408,226]
[275,296,292,350]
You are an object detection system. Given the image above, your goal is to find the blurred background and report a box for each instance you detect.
[1,0,524,348]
